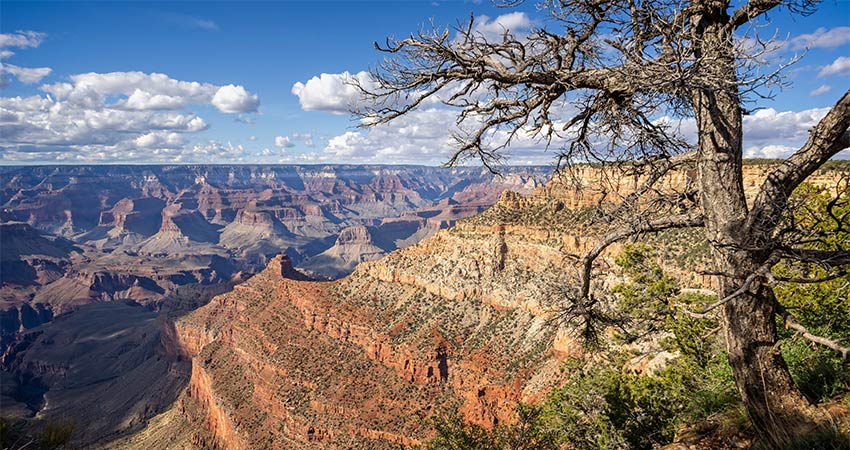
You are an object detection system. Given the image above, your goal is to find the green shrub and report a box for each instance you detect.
[425,406,560,450]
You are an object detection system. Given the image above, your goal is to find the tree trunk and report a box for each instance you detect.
[720,268,821,445]
[691,4,818,445]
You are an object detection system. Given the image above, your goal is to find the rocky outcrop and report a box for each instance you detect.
[300,226,387,278]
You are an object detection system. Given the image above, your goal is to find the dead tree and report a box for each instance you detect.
[356,0,850,445]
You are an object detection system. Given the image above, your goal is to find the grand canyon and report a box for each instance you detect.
[2,162,846,448]
[2,1,850,448]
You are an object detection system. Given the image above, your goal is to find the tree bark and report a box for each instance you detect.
[691,3,818,445]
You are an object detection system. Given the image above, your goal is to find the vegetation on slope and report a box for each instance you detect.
[426,183,850,449]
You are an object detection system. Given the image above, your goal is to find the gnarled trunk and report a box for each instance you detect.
[720,266,820,445]
[691,4,817,445]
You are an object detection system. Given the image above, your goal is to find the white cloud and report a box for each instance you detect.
[0,66,264,162]
[125,88,187,110]
[0,31,46,49]
[740,107,840,158]
[314,108,468,164]
[291,71,372,114]
[809,85,831,96]
[39,71,259,113]
[185,141,246,161]
[791,26,850,50]
[1,63,51,84]
[185,116,209,132]
[211,84,260,113]
[819,56,850,77]
[134,131,185,148]
[0,31,52,86]
[744,107,828,142]
[274,135,294,148]
[744,144,797,159]
[248,135,257,141]
[0,95,209,147]
[470,12,532,41]
[303,103,845,165]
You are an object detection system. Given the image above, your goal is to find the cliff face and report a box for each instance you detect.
[169,253,564,450]
[154,163,848,449]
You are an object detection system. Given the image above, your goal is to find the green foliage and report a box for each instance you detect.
[425,406,560,450]
[782,336,850,403]
[604,370,680,449]
[541,352,737,450]
[541,358,624,449]
[773,183,850,403]
[539,244,738,449]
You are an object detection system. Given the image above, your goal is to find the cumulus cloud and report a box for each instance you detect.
[744,144,797,159]
[184,141,246,161]
[212,84,260,113]
[311,108,511,165]
[738,107,842,158]
[0,69,263,162]
[39,71,259,113]
[819,56,850,77]
[291,71,372,114]
[274,135,294,148]
[0,95,209,147]
[791,26,850,50]
[125,89,187,110]
[809,84,831,96]
[1,63,51,84]
[303,103,845,165]
[134,131,185,149]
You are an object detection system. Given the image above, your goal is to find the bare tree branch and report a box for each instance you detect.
[579,212,705,299]
[777,303,850,360]
[747,91,850,238]
[777,248,850,267]
[771,269,848,284]
[730,0,783,29]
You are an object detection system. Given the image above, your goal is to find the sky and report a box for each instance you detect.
[0,0,848,166]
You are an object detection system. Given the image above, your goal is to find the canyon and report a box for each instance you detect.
[0,164,548,446]
[0,162,846,448]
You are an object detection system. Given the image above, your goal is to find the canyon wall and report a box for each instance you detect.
[151,162,848,449]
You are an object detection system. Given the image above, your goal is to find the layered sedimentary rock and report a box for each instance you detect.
[0,165,550,447]
[147,162,848,449]
[2,162,845,448]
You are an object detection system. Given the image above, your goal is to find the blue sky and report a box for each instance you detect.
[1,0,848,165]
